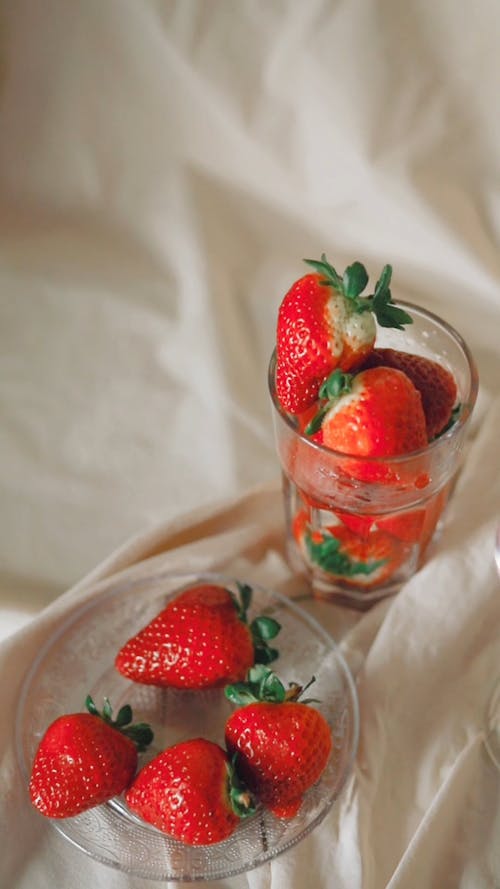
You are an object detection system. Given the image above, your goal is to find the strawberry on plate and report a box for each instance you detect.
[115,582,281,690]
[126,738,254,845]
[225,665,332,819]
[29,696,153,819]
[360,347,458,439]
[276,256,412,413]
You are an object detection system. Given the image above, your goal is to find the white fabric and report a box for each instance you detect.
[1,1,500,887]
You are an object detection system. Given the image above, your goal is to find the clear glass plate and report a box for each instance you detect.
[16,571,359,882]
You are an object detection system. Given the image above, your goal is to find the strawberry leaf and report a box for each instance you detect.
[305,370,353,436]
[249,612,281,665]
[85,695,99,717]
[343,262,368,298]
[374,263,392,297]
[258,668,287,701]
[225,683,260,705]
[303,254,344,292]
[225,666,319,707]
[302,255,412,330]
[304,404,330,436]
[225,665,286,704]
[230,583,253,622]
[305,531,386,577]
[115,704,133,728]
[319,369,353,401]
[254,645,279,665]
[371,286,413,330]
[84,695,154,752]
[227,755,255,818]
[121,722,154,753]
[230,583,282,663]
[236,582,253,614]
[251,616,281,641]
[264,674,286,698]
[364,265,412,329]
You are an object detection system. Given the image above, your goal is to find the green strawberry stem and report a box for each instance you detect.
[303,254,413,330]
[85,695,154,753]
[225,665,319,707]
[231,583,281,665]
[305,369,353,436]
[305,531,386,577]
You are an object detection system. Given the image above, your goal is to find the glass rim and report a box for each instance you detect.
[268,300,479,466]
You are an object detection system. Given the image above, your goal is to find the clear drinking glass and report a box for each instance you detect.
[268,301,479,609]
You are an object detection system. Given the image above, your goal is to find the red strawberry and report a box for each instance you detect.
[293,505,374,544]
[308,367,427,457]
[225,666,332,818]
[333,510,375,538]
[361,348,458,439]
[304,367,428,485]
[296,519,407,589]
[417,484,451,560]
[115,582,281,690]
[276,257,412,413]
[292,507,310,547]
[375,509,426,543]
[317,525,406,588]
[125,738,254,845]
[29,696,153,819]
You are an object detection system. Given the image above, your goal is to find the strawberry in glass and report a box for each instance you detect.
[276,256,411,414]
[269,256,478,605]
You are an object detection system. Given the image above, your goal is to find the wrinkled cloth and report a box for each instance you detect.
[1,1,500,887]
[1,0,499,624]
[1,396,500,889]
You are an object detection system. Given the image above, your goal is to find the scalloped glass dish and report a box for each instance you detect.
[16,571,359,882]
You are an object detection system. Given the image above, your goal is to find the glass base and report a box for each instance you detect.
[310,574,405,611]
[286,534,407,610]
[282,473,449,609]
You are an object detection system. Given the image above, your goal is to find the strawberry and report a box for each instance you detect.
[276,256,412,413]
[417,484,451,560]
[29,696,153,819]
[115,582,281,690]
[333,510,375,538]
[225,666,332,818]
[300,523,408,589]
[375,509,426,543]
[292,504,376,548]
[125,738,254,845]
[304,367,427,483]
[291,507,310,547]
[328,506,426,543]
[360,348,458,439]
